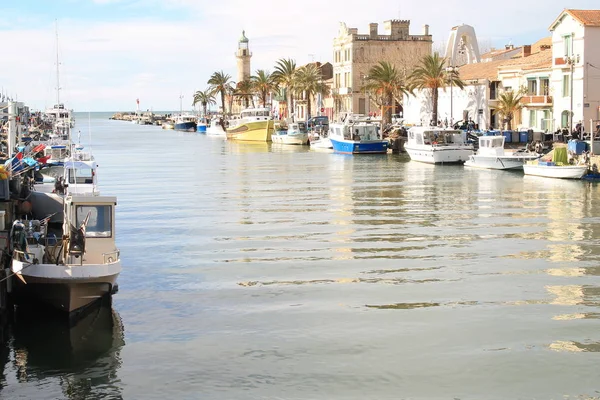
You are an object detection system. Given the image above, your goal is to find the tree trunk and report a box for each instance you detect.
[432,87,439,126]
[202,103,207,117]
[307,91,312,121]
[220,90,226,115]
[290,93,295,121]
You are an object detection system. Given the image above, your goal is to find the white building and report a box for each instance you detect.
[549,9,600,133]
[404,9,600,133]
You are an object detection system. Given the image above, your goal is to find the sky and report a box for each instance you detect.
[0,0,598,112]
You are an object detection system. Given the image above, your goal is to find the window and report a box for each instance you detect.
[76,205,112,238]
[540,78,549,95]
[563,34,572,57]
[527,79,537,95]
[529,110,536,128]
[68,167,93,185]
[562,75,570,97]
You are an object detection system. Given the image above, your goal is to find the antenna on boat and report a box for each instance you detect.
[55,19,61,106]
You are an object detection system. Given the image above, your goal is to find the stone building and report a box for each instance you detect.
[331,19,432,120]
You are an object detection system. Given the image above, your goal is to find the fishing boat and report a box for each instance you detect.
[162,120,175,130]
[271,122,309,145]
[197,117,207,133]
[464,135,540,170]
[328,115,388,154]
[173,113,197,132]
[523,145,588,179]
[226,107,274,142]
[10,193,121,314]
[405,126,474,164]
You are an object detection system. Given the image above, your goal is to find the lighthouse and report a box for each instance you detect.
[236,30,252,83]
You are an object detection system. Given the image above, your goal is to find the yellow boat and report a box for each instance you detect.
[226,107,274,142]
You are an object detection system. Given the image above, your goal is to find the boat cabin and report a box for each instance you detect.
[477,136,506,156]
[330,122,380,141]
[62,195,119,265]
[240,108,271,122]
[408,128,467,146]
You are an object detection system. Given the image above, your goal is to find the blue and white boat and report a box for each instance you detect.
[197,118,207,133]
[329,115,388,154]
[173,114,197,132]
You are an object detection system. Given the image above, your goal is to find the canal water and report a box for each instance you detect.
[1,113,600,399]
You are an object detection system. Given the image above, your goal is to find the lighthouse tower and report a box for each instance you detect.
[236,31,252,83]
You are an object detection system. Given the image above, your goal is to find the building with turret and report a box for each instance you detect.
[332,19,432,120]
[236,31,252,83]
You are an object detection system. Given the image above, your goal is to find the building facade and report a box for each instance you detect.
[332,20,432,121]
[549,9,600,132]
[404,9,600,133]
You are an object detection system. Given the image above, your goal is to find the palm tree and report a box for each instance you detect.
[496,89,524,130]
[363,61,409,126]
[192,88,216,117]
[207,71,233,115]
[272,58,297,119]
[408,53,464,126]
[251,70,277,107]
[294,64,329,120]
[234,79,254,108]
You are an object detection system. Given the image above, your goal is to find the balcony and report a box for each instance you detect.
[520,95,553,105]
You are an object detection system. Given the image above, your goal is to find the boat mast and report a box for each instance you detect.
[179,94,183,114]
[55,19,61,106]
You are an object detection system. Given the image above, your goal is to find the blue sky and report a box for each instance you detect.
[1,0,599,111]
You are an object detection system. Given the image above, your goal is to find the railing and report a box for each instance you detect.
[520,95,553,105]
[103,250,120,264]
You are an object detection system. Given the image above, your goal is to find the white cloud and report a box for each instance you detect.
[0,0,598,111]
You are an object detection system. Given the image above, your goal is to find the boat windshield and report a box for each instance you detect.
[76,205,112,238]
[68,167,93,184]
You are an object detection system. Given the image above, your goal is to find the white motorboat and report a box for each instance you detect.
[523,144,589,179]
[206,117,227,137]
[272,122,309,145]
[523,161,588,179]
[405,126,474,164]
[10,193,121,314]
[464,135,540,170]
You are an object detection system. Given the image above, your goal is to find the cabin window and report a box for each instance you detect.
[76,205,112,238]
[68,168,93,184]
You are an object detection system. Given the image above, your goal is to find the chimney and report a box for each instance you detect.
[423,24,429,36]
[369,23,378,38]
[522,45,531,57]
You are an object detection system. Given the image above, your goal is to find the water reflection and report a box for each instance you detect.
[5,303,124,399]
[224,141,270,154]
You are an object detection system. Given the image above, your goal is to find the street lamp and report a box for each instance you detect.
[445,66,457,127]
[564,54,580,135]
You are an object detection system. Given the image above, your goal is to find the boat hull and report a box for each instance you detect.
[330,138,388,154]
[226,120,274,142]
[162,123,174,130]
[406,146,473,164]
[309,137,333,150]
[11,260,121,313]
[523,164,588,179]
[272,132,308,145]
[464,155,539,170]
[197,124,207,133]
[174,121,197,132]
